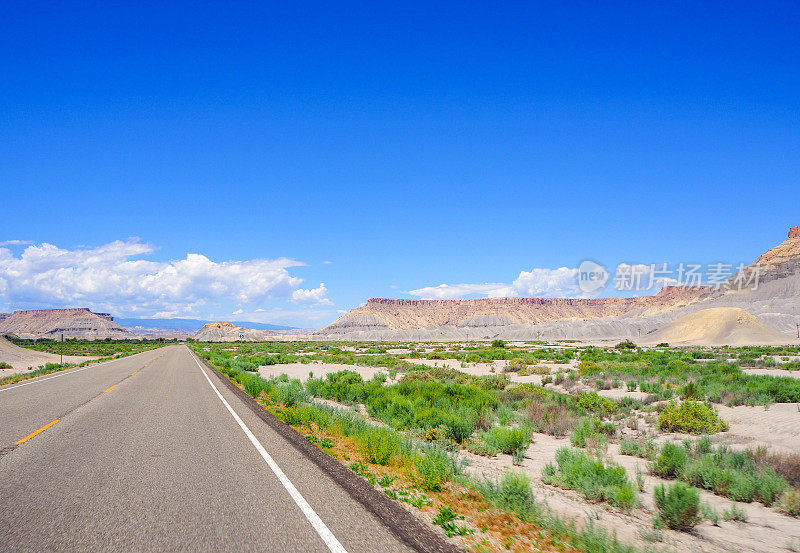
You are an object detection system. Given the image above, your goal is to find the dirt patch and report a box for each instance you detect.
[0,337,97,373]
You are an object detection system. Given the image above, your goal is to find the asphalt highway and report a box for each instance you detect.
[0,345,427,552]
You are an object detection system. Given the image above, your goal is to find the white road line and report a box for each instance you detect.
[0,350,160,393]
[189,350,348,553]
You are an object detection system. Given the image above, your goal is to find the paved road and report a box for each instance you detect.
[0,345,420,552]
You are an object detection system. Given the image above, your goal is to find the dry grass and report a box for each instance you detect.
[526,401,578,437]
[752,447,800,487]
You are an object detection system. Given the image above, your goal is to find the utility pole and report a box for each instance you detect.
[60,333,63,365]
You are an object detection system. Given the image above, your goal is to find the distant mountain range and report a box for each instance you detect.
[116,318,295,332]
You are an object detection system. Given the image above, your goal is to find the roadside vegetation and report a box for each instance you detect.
[194,339,800,552]
[9,337,178,356]
[0,339,168,387]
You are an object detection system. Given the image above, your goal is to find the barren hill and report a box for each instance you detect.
[318,226,800,344]
[643,307,791,346]
[0,308,133,340]
[194,322,270,342]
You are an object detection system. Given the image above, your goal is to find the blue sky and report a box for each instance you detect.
[1,2,798,327]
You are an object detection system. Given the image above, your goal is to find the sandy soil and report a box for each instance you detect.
[708,403,800,454]
[0,337,97,374]
[463,432,800,553]
[643,307,794,346]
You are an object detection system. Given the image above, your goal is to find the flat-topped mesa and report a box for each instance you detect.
[321,286,714,334]
[365,286,712,309]
[0,308,131,339]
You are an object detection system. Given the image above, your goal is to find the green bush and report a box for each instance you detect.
[657,400,728,434]
[570,417,615,448]
[276,380,307,406]
[756,468,788,506]
[416,448,455,491]
[360,427,402,465]
[650,442,688,479]
[443,410,475,443]
[481,425,531,455]
[653,482,701,531]
[542,447,638,510]
[722,502,748,522]
[473,471,539,521]
[619,439,645,457]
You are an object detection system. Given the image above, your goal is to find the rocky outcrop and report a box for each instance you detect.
[194,321,270,342]
[0,308,133,340]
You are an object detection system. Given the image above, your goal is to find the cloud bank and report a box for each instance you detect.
[408,267,581,300]
[0,239,331,317]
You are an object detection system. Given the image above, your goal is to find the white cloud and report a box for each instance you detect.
[0,240,33,246]
[291,283,333,305]
[408,267,581,300]
[0,239,332,316]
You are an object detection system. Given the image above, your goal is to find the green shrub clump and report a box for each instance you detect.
[416,448,455,491]
[542,447,638,510]
[570,417,615,448]
[653,482,701,531]
[473,471,540,521]
[650,442,689,479]
[481,425,531,456]
[657,400,729,434]
[360,427,403,465]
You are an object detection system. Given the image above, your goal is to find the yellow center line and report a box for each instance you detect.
[131,371,138,375]
[104,384,117,392]
[16,419,60,445]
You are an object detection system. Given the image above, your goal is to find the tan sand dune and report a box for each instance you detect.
[642,307,792,346]
[0,336,97,374]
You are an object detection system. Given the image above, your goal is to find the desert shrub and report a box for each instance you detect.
[570,417,615,448]
[751,448,800,487]
[575,392,618,415]
[653,482,701,531]
[542,447,638,510]
[722,502,748,522]
[657,400,728,434]
[473,471,539,521]
[360,427,402,465]
[619,439,645,457]
[778,489,800,517]
[242,373,273,399]
[615,340,637,350]
[481,425,531,455]
[756,468,788,506]
[526,401,577,437]
[416,448,455,491]
[650,442,688,479]
[275,380,307,406]
[491,339,506,348]
[442,411,475,443]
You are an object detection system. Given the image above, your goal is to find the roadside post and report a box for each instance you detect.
[60,333,64,365]
[239,331,245,355]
